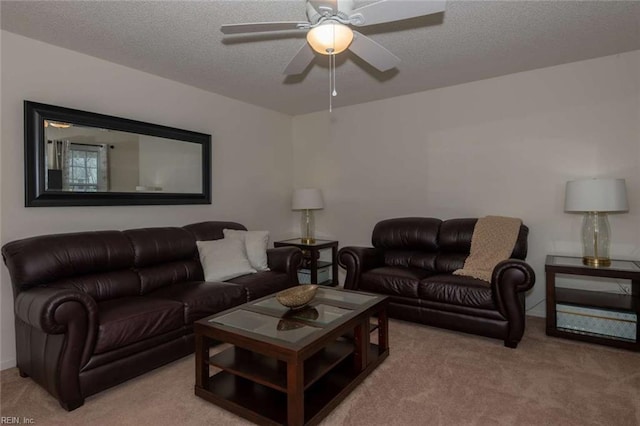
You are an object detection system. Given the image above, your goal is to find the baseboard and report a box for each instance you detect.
[1,358,17,371]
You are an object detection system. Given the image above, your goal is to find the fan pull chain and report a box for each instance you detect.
[329,53,332,113]
[328,23,338,113]
[332,53,337,97]
[328,52,338,112]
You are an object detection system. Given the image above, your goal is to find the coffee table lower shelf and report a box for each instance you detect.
[195,342,387,426]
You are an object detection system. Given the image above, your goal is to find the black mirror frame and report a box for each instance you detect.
[24,101,212,207]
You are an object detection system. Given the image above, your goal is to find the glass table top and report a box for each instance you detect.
[209,310,320,343]
[252,297,353,325]
[315,287,377,305]
[285,304,352,325]
[208,288,383,343]
[252,297,293,314]
[548,255,640,272]
[252,288,377,314]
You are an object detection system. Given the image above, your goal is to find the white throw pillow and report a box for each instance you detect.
[196,238,256,282]
[223,229,270,271]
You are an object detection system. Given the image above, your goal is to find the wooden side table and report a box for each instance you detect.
[274,239,339,286]
[545,255,640,351]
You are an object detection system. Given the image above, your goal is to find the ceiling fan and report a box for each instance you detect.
[221,0,446,75]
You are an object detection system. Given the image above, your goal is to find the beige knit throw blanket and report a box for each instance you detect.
[453,216,522,283]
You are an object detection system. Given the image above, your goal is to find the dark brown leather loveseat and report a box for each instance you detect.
[338,218,535,348]
[2,221,302,411]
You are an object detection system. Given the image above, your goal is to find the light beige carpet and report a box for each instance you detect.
[1,317,639,425]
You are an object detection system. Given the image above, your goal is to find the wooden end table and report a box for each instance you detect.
[545,255,640,351]
[274,239,339,287]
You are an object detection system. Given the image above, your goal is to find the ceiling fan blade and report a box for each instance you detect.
[309,0,339,16]
[349,0,446,27]
[284,43,316,75]
[221,22,309,35]
[348,31,400,72]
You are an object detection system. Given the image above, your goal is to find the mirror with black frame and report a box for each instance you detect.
[24,101,211,206]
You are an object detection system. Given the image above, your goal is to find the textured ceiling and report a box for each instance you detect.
[2,1,639,115]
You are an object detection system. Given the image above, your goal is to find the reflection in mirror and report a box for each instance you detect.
[25,101,211,207]
[44,124,202,194]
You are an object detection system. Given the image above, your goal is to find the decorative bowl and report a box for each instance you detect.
[276,285,318,310]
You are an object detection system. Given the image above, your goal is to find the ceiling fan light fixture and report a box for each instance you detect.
[306,22,353,55]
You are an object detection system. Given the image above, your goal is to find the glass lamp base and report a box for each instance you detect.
[580,212,611,268]
[300,210,316,245]
[583,256,611,267]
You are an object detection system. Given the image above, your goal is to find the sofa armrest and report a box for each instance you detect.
[492,259,535,295]
[338,247,384,290]
[14,287,98,409]
[491,259,536,346]
[267,247,303,284]
[15,287,98,335]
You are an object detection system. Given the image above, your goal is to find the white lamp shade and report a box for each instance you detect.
[306,22,354,55]
[292,188,324,210]
[564,178,629,212]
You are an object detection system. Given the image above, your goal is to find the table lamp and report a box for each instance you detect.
[292,188,324,244]
[564,178,629,267]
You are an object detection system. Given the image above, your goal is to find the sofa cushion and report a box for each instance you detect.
[436,219,529,267]
[95,297,184,354]
[438,219,476,253]
[147,281,246,323]
[372,217,441,251]
[360,266,433,298]
[183,221,246,241]
[226,270,292,301]
[83,328,187,372]
[2,230,134,292]
[223,229,270,271]
[435,253,468,274]
[196,239,256,282]
[51,270,141,302]
[125,227,202,294]
[124,227,196,267]
[137,260,203,295]
[384,250,437,270]
[418,275,495,309]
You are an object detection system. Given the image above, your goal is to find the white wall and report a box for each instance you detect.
[0,31,294,369]
[292,50,640,317]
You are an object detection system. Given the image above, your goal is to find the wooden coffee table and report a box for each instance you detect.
[194,287,389,426]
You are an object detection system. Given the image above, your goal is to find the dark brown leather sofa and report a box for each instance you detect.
[338,218,535,348]
[2,221,302,411]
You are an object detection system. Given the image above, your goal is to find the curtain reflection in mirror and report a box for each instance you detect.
[47,140,109,192]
